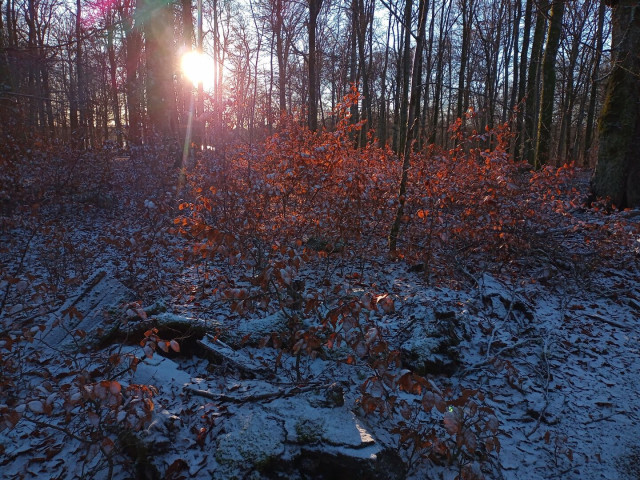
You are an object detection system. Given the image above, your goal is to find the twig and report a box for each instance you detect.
[486,298,516,360]
[184,382,330,404]
[585,312,630,330]
[457,338,538,377]
[0,229,38,317]
[583,410,626,425]
[526,336,552,438]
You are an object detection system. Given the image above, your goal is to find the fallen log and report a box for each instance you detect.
[197,335,272,378]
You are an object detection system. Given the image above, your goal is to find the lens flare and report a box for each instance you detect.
[181,51,214,89]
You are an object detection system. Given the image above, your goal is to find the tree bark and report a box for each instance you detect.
[535,0,564,168]
[307,0,322,132]
[377,14,392,145]
[354,0,373,144]
[107,13,123,146]
[275,0,287,114]
[396,0,412,154]
[456,0,472,121]
[389,0,427,254]
[123,0,142,145]
[592,0,640,208]
[144,0,178,137]
[513,0,533,161]
[429,0,450,144]
[523,1,547,166]
[76,0,88,146]
[584,1,606,162]
[0,0,10,92]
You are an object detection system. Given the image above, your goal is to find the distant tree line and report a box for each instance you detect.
[1,0,639,205]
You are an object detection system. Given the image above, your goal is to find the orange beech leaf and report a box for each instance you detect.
[109,381,122,395]
[443,411,459,435]
[101,438,115,455]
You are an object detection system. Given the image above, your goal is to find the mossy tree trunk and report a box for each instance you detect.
[592,0,640,208]
[534,0,564,168]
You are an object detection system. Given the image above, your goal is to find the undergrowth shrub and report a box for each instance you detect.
[0,311,179,478]
[399,117,574,280]
[176,91,397,312]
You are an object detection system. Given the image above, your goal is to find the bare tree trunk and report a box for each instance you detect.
[26,0,37,129]
[40,56,55,138]
[180,0,194,128]
[377,14,392,145]
[354,0,374,144]
[389,0,427,254]
[307,0,322,131]
[107,14,123,146]
[144,0,178,137]
[429,0,449,144]
[349,0,359,126]
[584,0,606,163]
[0,0,10,95]
[523,0,547,166]
[556,17,584,165]
[513,0,533,161]
[68,51,78,133]
[391,13,402,152]
[275,0,287,114]
[420,2,435,146]
[396,0,412,154]
[123,0,142,145]
[508,0,522,116]
[535,0,564,168]
[456,0,472,121]
[76,0,87,147]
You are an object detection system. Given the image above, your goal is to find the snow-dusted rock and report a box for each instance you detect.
[215,410,286,468]
[269,396,376,448]
[37,271,133,352]
[229,312,290,346]
[131,351,191,389]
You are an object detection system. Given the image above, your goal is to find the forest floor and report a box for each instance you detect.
[1,144,639,480]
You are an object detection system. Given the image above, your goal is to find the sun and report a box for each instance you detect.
[181,51,215,90]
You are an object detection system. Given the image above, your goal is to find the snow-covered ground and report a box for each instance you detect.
[1,165,639,480]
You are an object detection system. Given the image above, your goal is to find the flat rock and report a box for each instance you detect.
[266,396,376,448]
[37,271,133,352]
[131,351,191,389]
